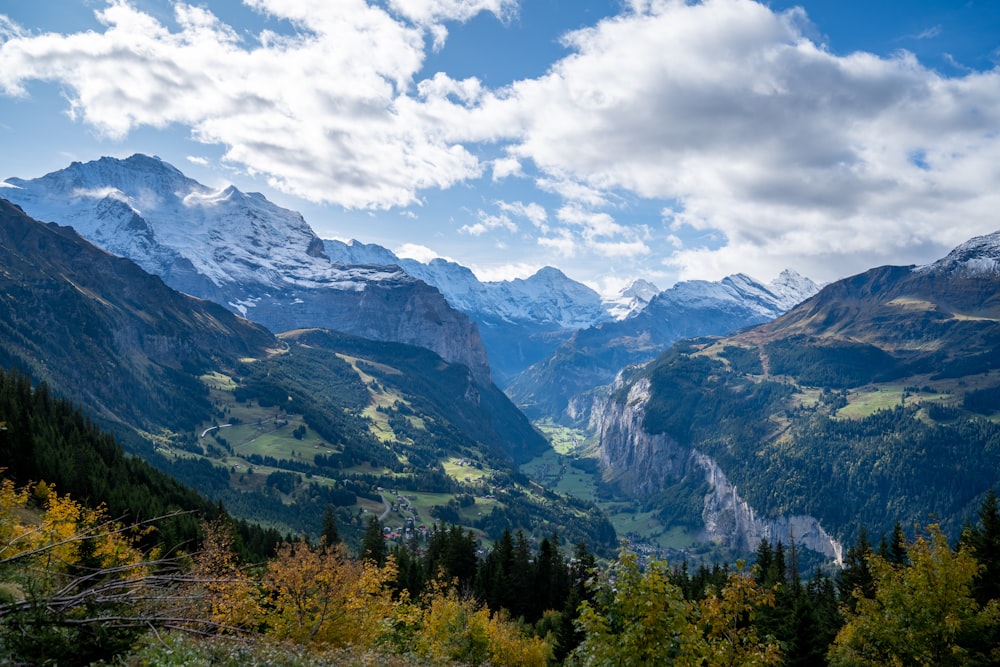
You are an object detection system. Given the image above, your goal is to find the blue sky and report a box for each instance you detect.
[1,0,998,295]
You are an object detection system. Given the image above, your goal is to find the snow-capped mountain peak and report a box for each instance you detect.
[656,270,819,320]
[603,279,660,320]
[767,269,821,310]
[323,237,608,329]
[0,154,400,291]
[2,154,493,382]
[916,230,1000,277]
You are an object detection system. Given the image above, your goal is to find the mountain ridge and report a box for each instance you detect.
[592,230,1000,556]
[2,155,493,383]
[507,268,820,423]
[0,200,618,551]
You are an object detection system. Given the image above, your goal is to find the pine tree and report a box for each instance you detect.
[963,488,1000,604]
[321,503,340,546]
[878,521,907,565]
[838,527,875,612]
[361,516,386,566]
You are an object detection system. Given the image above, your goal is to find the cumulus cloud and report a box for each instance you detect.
[0,0,486,208]
[482,0,1000,280]
[394,242,443,262]
[2,0,1000,282]
[491,156,523,180]
[496,200,547,227]
[469,261,542,282]
[459,209,518,236]
[550,204,651,258]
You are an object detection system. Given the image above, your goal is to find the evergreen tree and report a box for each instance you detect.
[361,516,386,566]
[754,539,774,586]
[878,521,907,565]
[772,540,788,586]
[389,542,424,599]
[533,534,569,620]
[321,503,340,546]
[838,526,875,610]
[509,530,534,620]
[962,488,1000,604]
[476,528,514,613]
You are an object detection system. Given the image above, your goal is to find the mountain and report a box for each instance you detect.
[1,155,491,383]
[324,239,606,328]
[507,270,819,423]
[0,197,274,432]
[592,231,1000,559]
[0,199,615,550]
[603,279,660,320]
[324,238,608,385]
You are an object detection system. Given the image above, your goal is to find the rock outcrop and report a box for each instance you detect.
[594,376,842,562]
[234,270,493,384]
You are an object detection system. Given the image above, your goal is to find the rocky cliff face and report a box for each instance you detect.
[238,270,492,384]
[594,376,842,562]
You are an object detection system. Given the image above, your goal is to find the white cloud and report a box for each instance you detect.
[550,204,651,258]
[0,15,26,41]
[496,200,547,227]
[186,155,209,166]
[535,176,611,208]
[482,0,1000,281]
[0,0,482,208]
[2,0,1000,283]
[395,242,443,262]
[537,229,577,257]
[491,156,523,180]
[910,25,942,41]
[459,209,517,236]
[470,260,542,282]
[387,0,517,27]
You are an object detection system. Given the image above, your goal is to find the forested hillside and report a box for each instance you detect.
[0,200,616,554]
[597,239,1000,551]
[2,383,997,666]
[633,339,1000,543]
[0,366,283,558]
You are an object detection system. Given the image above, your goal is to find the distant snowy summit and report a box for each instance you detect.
[1,154,396,294]
[325,239,606,329]
[1,154,820,384]
[325,239,817,327]
[603,279,661,320]
[0,154,491,382]
[631,270,820,329]
[915,230,1000,277]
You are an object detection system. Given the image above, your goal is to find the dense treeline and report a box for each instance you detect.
[3,430,999,666]
[774,406,1000,539]
[0,366,282,560]
[764,336,902,388]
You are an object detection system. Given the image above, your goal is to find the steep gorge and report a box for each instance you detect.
[593,376,843,562]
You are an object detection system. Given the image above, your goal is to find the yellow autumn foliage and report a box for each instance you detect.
[261,541,397,648]
[410,584,550,667]
[190,519,263,631]
[0,476,146,578]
